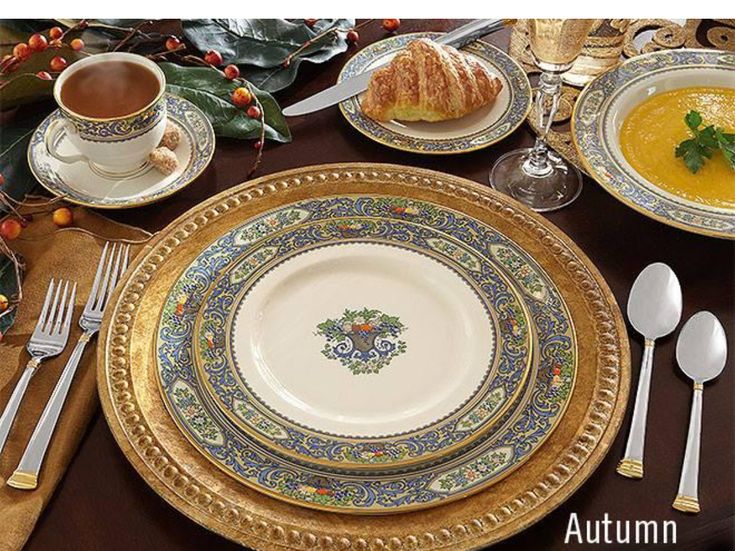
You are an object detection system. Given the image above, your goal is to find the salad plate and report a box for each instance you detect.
[339,33,532,155]
[99,164,629,547]
[572,49,735,239]
[182,199,535,470]
[154,194,576,513]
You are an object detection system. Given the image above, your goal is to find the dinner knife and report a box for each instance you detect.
[283,19,514,117]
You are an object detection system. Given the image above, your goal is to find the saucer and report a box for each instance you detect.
[28,93,215,209]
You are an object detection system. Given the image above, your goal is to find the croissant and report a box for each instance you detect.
[361,39,503,123]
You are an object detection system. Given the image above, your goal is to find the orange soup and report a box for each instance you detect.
[620,86,735,209]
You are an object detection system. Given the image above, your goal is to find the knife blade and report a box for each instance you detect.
[283,19,513,117]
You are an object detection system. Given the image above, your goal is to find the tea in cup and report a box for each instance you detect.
[47,52,167,176]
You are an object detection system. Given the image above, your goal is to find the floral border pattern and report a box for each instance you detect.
[573,49,735,238]
[155,194,577,512]
[338,33,532,154]
[28,93,215,208]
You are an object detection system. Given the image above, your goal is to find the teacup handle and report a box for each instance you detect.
[45,119,87,164]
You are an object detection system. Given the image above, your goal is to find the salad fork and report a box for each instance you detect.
[8,242,129,490]
[0,279,77,456]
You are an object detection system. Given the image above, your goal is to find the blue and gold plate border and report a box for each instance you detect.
[155,194,578,514]
[338,33,532,155]
[572,49,735,239]
[28,92,215,209]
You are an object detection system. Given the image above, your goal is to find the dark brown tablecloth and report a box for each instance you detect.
[23,19,734,551]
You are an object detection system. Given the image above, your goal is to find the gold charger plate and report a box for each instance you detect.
[98,163,630,550]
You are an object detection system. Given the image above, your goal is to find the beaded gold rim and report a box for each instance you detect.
[98,163,630,550]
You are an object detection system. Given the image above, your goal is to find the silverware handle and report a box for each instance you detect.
[0,361,39,456]
[437,19,510,49]
[7,333,91,490]
[673,384,703,513]
[617,338,655,478]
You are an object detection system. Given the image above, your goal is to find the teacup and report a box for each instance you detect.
[47,52,167,177]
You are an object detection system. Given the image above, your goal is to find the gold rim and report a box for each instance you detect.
[182,210,536,472]
[571,48,735,240]
[337,33,533,155]
[27,92,215,210]
[98,163,629,549]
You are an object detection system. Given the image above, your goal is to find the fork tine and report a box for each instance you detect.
[103,244,125,308]
[35,279,55,332]
[59,283,77,340]
[43,279,64,334]
[94,243,117,311]
[52,280,70,335]
[121,244,130,275]
[86,242,109,310]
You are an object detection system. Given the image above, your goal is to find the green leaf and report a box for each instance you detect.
[0,254,22,338]
[685,110,702,131]
[675,139,705,173]
[159,62,290,143]
[0,109,49,203]
[182,19,354,92]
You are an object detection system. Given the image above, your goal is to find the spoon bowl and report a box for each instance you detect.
[627,262,683,340]
[676,311,727,383]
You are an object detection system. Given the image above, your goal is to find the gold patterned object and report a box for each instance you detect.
[564,19,631,87]
[617,458,644,479]
[508,19,735,171]
[673,494,701,514]
[98,164,630,549]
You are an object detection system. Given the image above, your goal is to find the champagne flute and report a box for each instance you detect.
[490,19,595,212]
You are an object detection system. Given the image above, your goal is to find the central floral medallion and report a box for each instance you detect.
[315,308,407,375]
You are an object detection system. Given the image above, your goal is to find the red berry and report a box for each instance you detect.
[52,207,73,228]
[346,30,359,44]
[49,56,68,72]
[13,43,30,60]
[204,49,223,66]
[231,86,252,108]
[77,21,88,30]
[304,19,318,28]
[382,19,401,32]
[0,173,4,186]
[36,71,52,80]
[165,36,182,51]
[69,38,84,51]
[0,294,8,313]
[223,64,240,80]
[0,218,22,240]
[28,33,49,52]
[49,26,63,40]
[253,140,263,150]
[246,105,261,119]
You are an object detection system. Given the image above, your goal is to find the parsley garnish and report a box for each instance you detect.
[675,110,735,174]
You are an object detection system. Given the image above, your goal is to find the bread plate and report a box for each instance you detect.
[339,32,532,155]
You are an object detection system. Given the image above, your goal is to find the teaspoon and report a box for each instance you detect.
[672,311,727,513]
[618,263,682,478]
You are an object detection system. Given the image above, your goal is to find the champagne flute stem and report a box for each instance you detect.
[524,72,562,177]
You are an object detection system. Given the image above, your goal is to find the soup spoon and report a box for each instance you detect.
[672,311,727,513]
[618,263,682,479]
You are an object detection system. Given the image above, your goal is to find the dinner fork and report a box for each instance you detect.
[7,243,129,490]
[0,279,77,457]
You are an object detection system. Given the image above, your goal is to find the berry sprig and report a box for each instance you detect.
[0,19,89,81]
[282,19,375,69]
[181,52,267,177]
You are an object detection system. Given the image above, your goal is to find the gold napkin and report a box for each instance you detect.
[0,206,151,551]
